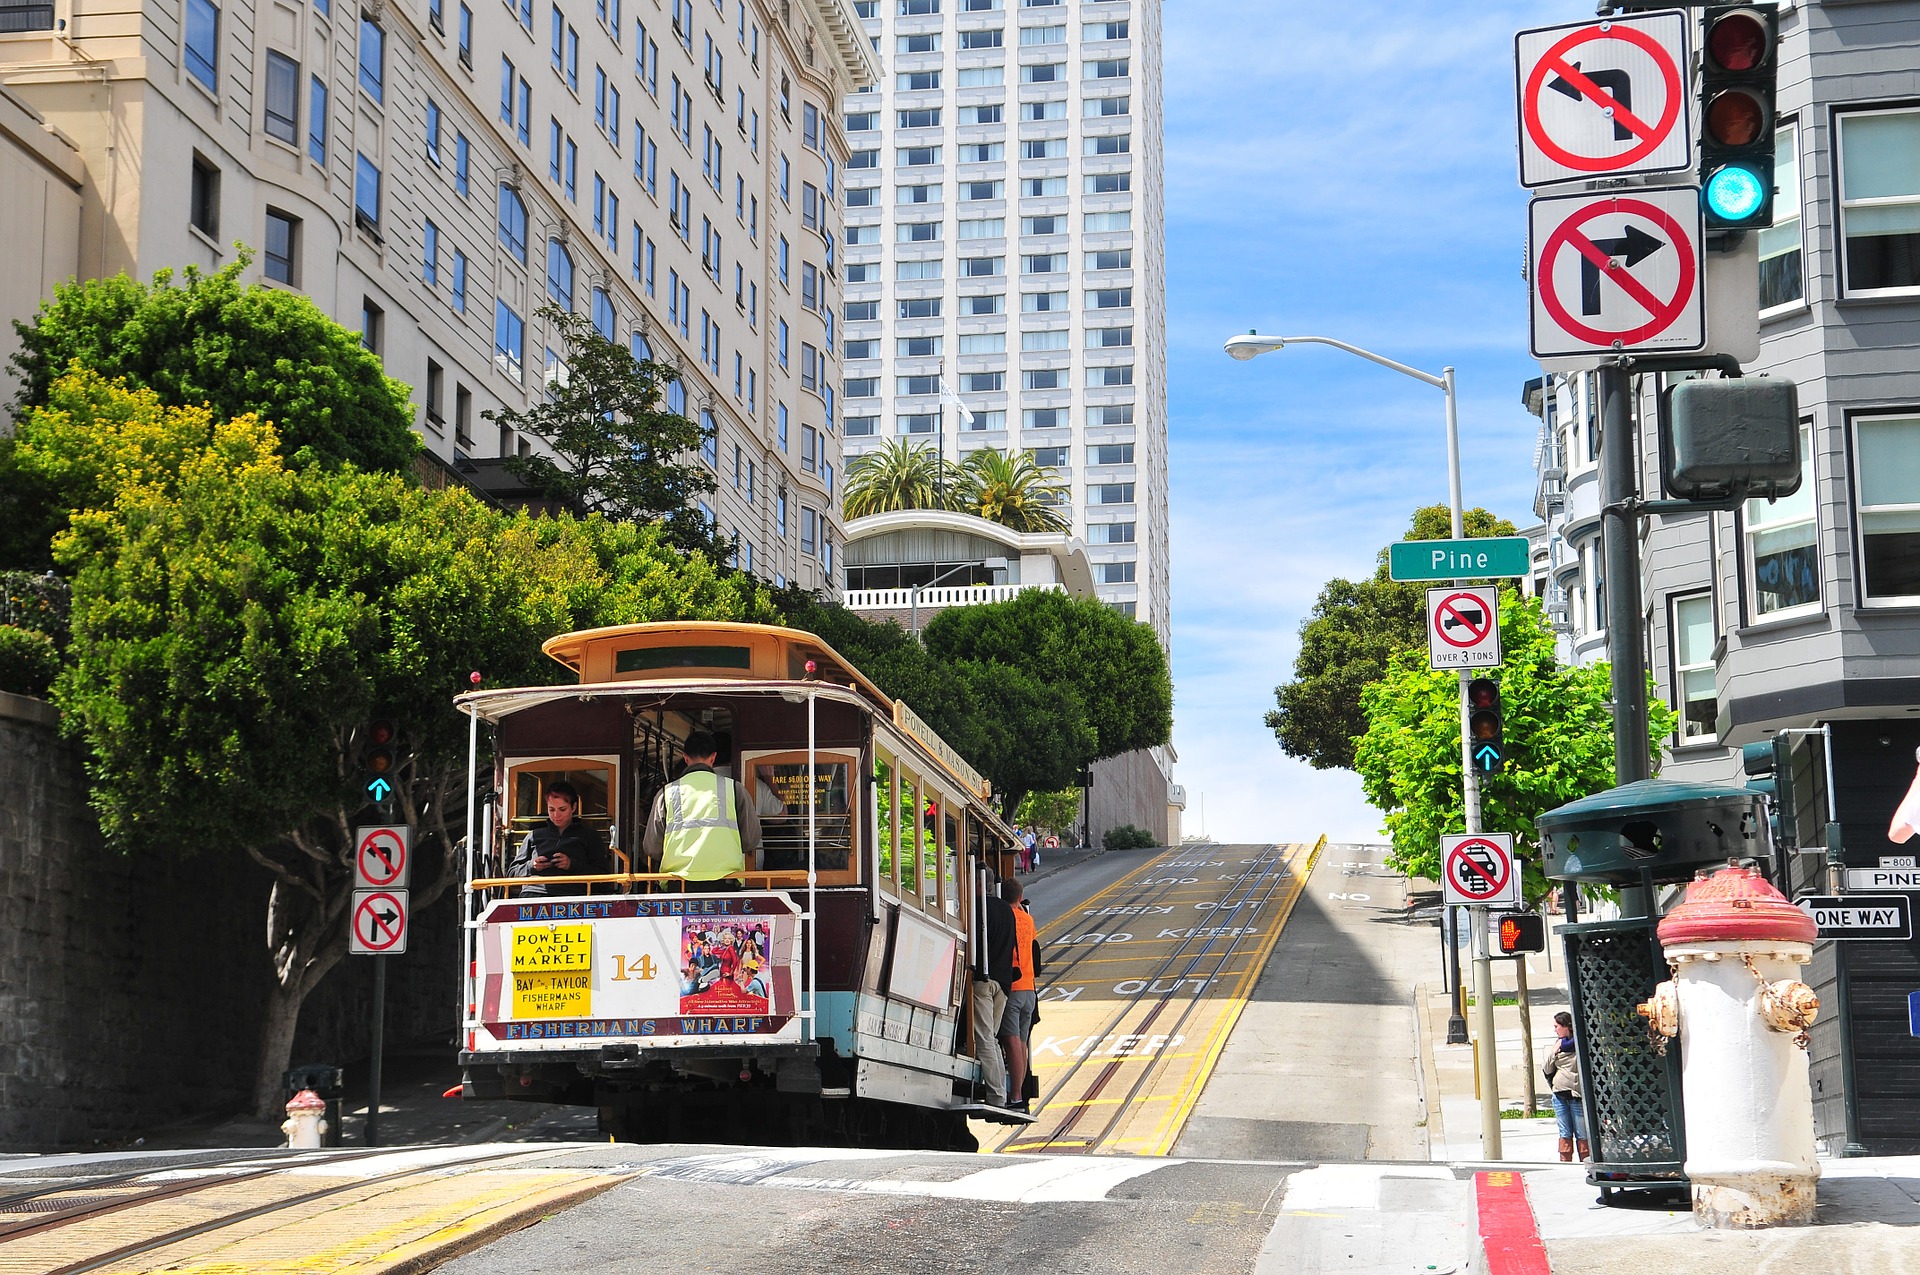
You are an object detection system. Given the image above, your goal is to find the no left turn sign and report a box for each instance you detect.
[1515,10,1691,188]
[351,889,410,955]
[355,824,411,889]
[1529,187,1704,360]
[1443,834,1520,909]
[1427,586,1502,670]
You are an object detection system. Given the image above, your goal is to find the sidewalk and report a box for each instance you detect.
[1417,914,1920,1270]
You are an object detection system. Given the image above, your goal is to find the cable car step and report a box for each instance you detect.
[954,1102,1038,1125]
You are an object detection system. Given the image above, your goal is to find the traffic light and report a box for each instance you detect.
[1497,913,1547,956]
[1698,5,1780,230]
[362,718,398,804]
[1741,735,1796,852]
[1467,678,1504,775]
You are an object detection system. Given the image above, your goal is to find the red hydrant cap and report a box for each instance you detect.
[1656,861,1817,946]
[285,1088,328,1112]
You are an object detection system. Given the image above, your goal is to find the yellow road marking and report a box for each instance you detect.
[983,839,1326,1157]
[1138,834,1329,1156]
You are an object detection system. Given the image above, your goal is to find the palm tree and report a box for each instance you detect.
[841,438,955,519]
[954,448,1071,533]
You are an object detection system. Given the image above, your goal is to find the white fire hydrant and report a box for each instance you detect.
[282,1088,329,1149]
[1638,861,1820,1228]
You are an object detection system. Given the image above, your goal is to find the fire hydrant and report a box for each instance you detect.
[282,1088,329,1149]
[1638,861,1820,1228]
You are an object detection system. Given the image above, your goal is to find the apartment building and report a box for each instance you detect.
[833,0,1165,636]
[1529,2,1920,1154]
[832,0,1172,841]
[0,0,874,592]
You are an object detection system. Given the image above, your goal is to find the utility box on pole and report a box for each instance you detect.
[1661,377,1801,501]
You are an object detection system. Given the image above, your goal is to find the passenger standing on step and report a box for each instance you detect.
[1542,1011,1590,1161]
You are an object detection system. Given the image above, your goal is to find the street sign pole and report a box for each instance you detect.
[1440,368,1501,1157]
[366,954,386,1148]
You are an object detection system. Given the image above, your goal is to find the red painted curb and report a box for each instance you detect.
[1476,1171,1550,1275]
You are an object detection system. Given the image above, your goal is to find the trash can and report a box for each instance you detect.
[284,1063,345,1148]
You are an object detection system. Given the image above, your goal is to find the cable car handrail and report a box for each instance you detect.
[467,870,818,892]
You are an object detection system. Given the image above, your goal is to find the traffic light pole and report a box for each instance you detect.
[1441,368,1502,1159]
[1598,362,1655,917]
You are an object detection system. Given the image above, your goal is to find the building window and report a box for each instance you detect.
[1759,121,1801,311]
[1092,483,1135,504]
[497,184,528,262]
[455,134,470,194]
[1097,562,1135,584]
[308,77,328,163]
[494,298,525,381]
[1838,108,1920,296]
[264,209,299,284]
[458,1,474,64]
[358,15,384,100]
[423,219,440,284]
[1853,413,1920,604]
[546,238,574,308]
[354,152,381,232]
[452,249,468,312]
[263,52,300,143]
[592,287,615,338]
[455,385,473,447]
[1743,422,1818,619]
[189,154,220,237]
[184,0,220,91]
[425,359,445,427]
[361,296,383,354]
[1671,593,1716,743]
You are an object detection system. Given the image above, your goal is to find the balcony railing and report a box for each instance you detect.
[841,582,1061,611]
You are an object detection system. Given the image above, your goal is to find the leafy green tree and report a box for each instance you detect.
[1268,505,1517,771]
[952,448,1070,533]
[483,305,723,555]
[24,368,769,1115]
[1352,588,1676,900]
[1016,787,1083,837]
[923,588,1170,817]
[9,260,418,475]
[841,437,955,519]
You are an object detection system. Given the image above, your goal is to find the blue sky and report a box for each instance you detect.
[1164,1,1567,843]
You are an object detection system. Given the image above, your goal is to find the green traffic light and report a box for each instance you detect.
[1704,165,1768,222]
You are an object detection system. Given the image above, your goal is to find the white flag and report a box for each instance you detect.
[938,376,975,428]
[1889,757,1920,844]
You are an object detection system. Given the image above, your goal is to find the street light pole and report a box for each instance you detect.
[1225,332,1500,1158]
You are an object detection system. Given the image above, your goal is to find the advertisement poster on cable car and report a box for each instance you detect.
[471,894,802,1050]
[678,917,773,1014]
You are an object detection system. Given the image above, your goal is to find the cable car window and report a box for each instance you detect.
[876,756,897,890]
[509,761,613,831]
[615,644,752,671]
[751,757,852,870]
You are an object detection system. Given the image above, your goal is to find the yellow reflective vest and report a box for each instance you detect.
[660,769,745,880]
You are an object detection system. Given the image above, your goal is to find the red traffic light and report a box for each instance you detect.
[1467,678,1499,710]
[1706,10,1769,72]
[368,719,396,747]
[1706,89,1768,147]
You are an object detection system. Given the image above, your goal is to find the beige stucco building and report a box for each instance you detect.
[0,0,871,592]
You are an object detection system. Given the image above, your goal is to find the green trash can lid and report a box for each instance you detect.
[1537,777,1763,826]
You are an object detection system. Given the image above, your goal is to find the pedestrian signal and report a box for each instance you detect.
[1467,678,1505,775]
[1497,913,1546,955]
[1699,5,1780,229]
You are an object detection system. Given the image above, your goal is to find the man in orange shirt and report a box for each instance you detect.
[999,878,1042,1110]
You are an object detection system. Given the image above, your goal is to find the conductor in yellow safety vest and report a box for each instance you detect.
[641,729,763,888]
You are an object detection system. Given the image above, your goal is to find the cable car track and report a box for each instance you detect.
[0,1147,579,1275]
[979,840,1325,1157]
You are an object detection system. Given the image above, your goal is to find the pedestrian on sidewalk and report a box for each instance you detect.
[1542,1011,1590,1162]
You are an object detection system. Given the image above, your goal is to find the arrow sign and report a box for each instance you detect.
[1795,894,1912,942]
[1515,11,1691,188]
[367,776,393,802]
[350,889,410,955]
[1580,225,1664,314]
[1548,63,1634,141]
[1475,743,1504,773]
[355,824,411,889]
[1529,187,1704,359]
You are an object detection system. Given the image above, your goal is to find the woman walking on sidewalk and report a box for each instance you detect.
[1543,1011,1590,1162]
